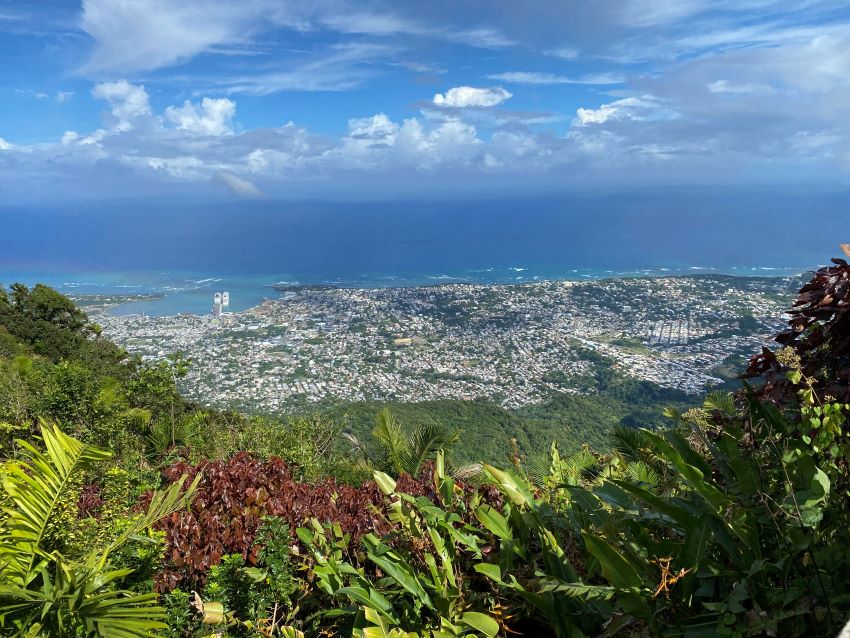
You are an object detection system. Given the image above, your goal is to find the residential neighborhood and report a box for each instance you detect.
[95,275,795,414]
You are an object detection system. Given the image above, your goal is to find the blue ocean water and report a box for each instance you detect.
[1,191,845,316]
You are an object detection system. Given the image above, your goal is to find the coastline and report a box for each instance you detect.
[2,264,813,318]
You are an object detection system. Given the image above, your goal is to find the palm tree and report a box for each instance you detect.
[371,408,460,477]
[0,421,198,636]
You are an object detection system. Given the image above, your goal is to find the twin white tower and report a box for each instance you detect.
[212,291,230,317]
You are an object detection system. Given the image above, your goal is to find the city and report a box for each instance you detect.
[92,274,795,415]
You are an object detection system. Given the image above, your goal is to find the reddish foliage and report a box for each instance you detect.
[746,256,850,404]
[151,453,442,591]
[76,483,103,519]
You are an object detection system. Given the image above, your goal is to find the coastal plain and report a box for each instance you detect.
[91,274,795,416]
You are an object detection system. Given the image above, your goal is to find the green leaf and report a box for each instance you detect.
[474,563,504,584]
[583,534,643,589]
[0,421,111,581]
[337,587,396,623]
[373,471,397,496]
[362,534,432,607]
[680,515,710,571]
[461,612,499,637]
[474,504,512,541]
[482,465,533,507]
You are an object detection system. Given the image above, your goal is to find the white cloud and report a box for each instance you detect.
[433,86,512,108]
[347,113,398,139]
[0,138,13,150]
[445,28,514,48]
[321,11,418,36]
[707,79,776,95]
[165,97,236,136]
[0,10,28,22]
[487,71,624,85]
[56,91,74,103]
[214,170,264,197]
[78,0,517,79]
[136,155,206,179]
[219,43,393,95]
[547,47,579,59]
[91,80,151,129]
[80,0,261,73]
[573,96,673,126]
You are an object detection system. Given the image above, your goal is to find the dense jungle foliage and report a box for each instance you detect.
[324,370,695,467]
[2,253,850,637]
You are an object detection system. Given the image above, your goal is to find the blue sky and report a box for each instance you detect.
[1,0,850,202]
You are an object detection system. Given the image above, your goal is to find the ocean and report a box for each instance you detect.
[1,190,845,316]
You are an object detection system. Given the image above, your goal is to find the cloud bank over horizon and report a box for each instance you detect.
[1,0,850,202]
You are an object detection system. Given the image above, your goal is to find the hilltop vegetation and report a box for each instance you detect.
[2,254,850,637]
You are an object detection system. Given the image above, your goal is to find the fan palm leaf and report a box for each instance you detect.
[372,408,412,475]
[404,424,460,477]
[371,409,460,477]
[610,425,655,462]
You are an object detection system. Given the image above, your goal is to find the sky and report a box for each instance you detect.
[1,0,850,202]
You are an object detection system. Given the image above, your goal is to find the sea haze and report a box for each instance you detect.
[1,190,845,315]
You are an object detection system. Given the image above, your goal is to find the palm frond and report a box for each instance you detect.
[0,560,167,638]
[372,409,411,475]
[703,391,736,416]
[145,414,203,456]
[405,424,459,477]
[0,420,111,582]
[610,425,655,461]
[550,446,598,486]
[98,473,199,563]
[0,424,199,637]
[452,463,483,482]
[625,461,661,487]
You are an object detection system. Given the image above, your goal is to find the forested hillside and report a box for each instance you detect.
[2,254,850,637]
[326,374,694,467]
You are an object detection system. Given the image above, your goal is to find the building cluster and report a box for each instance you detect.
[96,275,793,413]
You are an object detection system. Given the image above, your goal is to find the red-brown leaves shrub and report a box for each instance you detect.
[746,256,850,404]
[152,453,436,591]
[76,483,103,518]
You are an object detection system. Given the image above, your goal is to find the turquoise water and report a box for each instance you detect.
[0,264,810,317]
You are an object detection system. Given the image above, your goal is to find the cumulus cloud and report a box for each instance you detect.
[165,98,236,136]
[347,113,398,140]
[214,170,265,198]
[91,80,151,129]
[432,86,512,108]
[0,138,13,150]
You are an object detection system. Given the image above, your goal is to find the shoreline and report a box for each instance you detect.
[94,269,807,319]
[6,265,812,319]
